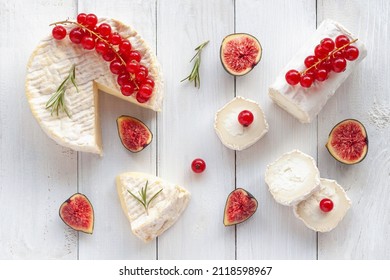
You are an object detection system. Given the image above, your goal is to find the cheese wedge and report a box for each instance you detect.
[116,172,190,242]
[25,18,163,155]
[269,19,367,123]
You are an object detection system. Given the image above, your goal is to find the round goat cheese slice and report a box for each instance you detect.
[265,150,320,206]
[214,96,269,151]
[293,178,351,232]
[25,18,163,155]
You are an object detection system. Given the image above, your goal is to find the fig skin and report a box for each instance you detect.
[59,193,94,234]
[325,119,368,165]
[116,115,153,153]
[220,33,262,76]
[223,188,258,226]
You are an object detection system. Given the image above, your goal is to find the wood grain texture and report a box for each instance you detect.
[235,0,317,260]
[77,0,158,259]
[156,0,236,259]
[317,0,390,260]
[0,0,78,259]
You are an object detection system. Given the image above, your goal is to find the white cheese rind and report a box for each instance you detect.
[293,178,351,232]
[265,150,320,206]
[269,19,367,123]
[214,96,269,151]
[116,172,190,242]
[25,18,163,154]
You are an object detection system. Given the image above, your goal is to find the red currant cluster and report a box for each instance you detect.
[285,35,359,88]
[51,13,155,103]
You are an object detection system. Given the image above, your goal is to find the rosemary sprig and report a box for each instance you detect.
[45,64,78,117]
[127,180,163,215]
[181,40,209,88]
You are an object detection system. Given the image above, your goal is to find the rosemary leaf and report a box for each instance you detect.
[127,180,163,215]
[181,40,209,89]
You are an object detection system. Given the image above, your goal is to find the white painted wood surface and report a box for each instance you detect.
[0,0,389,260]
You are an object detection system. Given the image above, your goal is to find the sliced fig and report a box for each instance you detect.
[326,119,368,164]
[116,115,153,153]
[223,188,258,226]
[59,193,94,234]
[220,33,262,76]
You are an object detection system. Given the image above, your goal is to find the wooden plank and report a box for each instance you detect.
[156,0,236,259]
[317,0,390,259]
[0,0,78,259]
[235,0,317,259]
[77,0,158,259]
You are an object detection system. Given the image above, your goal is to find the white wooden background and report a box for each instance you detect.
[0,0,389,260]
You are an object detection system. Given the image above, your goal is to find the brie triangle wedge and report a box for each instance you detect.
[116,172,190,242]
[25,18,163,155]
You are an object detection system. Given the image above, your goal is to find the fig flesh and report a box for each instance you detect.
[117,115,153,153]
[220,33,262,76]
[326,119,368,164]
[223,188,258,226]
[59,193,94,234]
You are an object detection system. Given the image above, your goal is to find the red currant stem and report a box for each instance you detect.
[301,38,358,75]
[50,20,139,90]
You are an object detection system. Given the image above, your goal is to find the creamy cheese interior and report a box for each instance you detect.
[265,150,320,206]
[25,19,163,154]
[294,178,351,232]
[116,172,190,242]
[269,19,367,123]
[214,96,268,151]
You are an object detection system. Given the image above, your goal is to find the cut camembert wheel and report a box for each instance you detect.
[25,18,163,155]
[116,172,190,242]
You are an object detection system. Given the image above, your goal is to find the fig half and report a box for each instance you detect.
[117,115,153,153]
[326,119,368,164]
[223,188,258,226]
[59,193,94,234]
[220,33,262,76]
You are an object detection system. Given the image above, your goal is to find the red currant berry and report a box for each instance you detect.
[69,28,84,44]
[318,59,332,72]
[126,61,139,74]
[110,60,124,75]
[129,50,141,62]
[85,13,98,28]
[344,46,359,61]
[304,55,319,68]
[109,32,122,45]
[238,110,254,127]
[285,69,301,86]
[121,83,135,96]
[332,57,347,73]
[136,92,150,103]
[300,75,313,88]
[335,35,350,48]
[117,73,130,87]
[315,68,328,81]
[143,78,155,88]
[320,38,335,52]
[95,41,108,54]
[102,48,116,62]
[77,13,87,25]
[332,49,345,59]
[119,40,132,54]
[135,71,147,83]
[138,65,148,77]
[138,85,153,99]
[81,36,95,50]
[191,158,206,173]
[52,26,67,40]
[319,198,334,212]
[304,69,316,80]
[314,44,328,59]
[97,23,111,37]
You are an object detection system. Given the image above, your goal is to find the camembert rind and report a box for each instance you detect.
[265,150,320,206]
[25,18,163,155]
[214,96,269,151]
[116,172,190,242]
[293,178,351,232]
[269,19,367,123]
